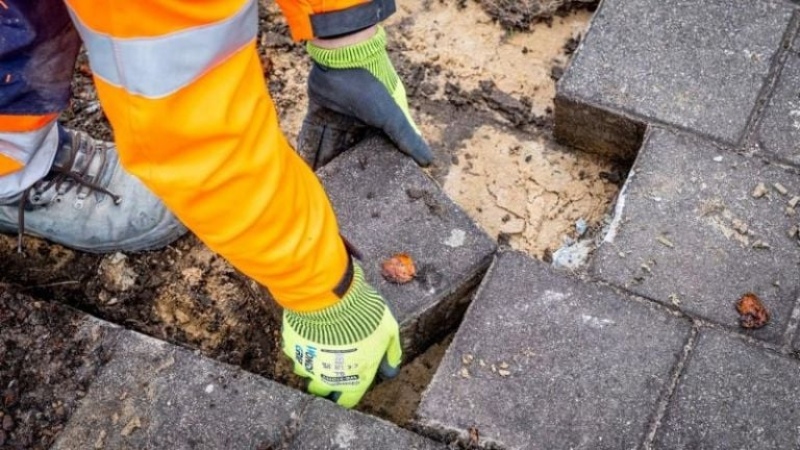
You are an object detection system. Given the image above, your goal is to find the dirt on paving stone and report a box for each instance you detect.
[0,0,618,432]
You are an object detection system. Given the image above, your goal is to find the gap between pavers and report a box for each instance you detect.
[415,251,692,450]
[317,136,497,359]
[593,127,800,344]
[655,327,800,449]
[756,30,800,169]
[555,0,796,160]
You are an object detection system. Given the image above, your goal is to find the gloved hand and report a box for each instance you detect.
[298,26,434,169]
[281,261,402,408]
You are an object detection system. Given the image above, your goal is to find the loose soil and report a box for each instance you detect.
[1,0,619,440]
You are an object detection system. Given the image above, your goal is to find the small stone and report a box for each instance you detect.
[94,430,107,449]
[498,369,511,377]
[787,207,797,216]
[181,267,203,286]
[773,183,789,195]
[491,364,497,373]
[789,225,799,238]
[120,416,142,436]
[789,197,800,208]
[174,309,191,324]
[500,218,526,235]
[752,183,768,198]
[669,293,681,306]
[732,219,748,234]
[2,414,13,431]
[461,354,474,365]
[499,362,510,370]
[656,235,674,248]
[459,368,471,379]
[478,359,486,367]
[713,156,724,162]
[752,240,771,249]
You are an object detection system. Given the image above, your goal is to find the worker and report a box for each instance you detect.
[0,0,433,408]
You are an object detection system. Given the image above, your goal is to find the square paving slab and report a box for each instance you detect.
[416,251,691,449]
[556,0,795,159]
[656,329,800,449]
[52,331,307,450]
[318,137,497,358]
[756,33,800,168]
[593,128,800,343]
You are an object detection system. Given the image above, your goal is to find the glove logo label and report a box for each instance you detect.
[295,345,317,374]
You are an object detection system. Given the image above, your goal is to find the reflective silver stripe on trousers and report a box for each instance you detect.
[67,0,257,98]
[0,121,59,200]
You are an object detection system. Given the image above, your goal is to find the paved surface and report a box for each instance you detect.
[656,329,800,449]
[593,127,800,344]
[8,0,800,448]
[319,137,496,358]
[556,0,796,160]
[416,252,692,449]
[417,0,800,448]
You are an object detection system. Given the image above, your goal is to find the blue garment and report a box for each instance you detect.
[0,1,79,115]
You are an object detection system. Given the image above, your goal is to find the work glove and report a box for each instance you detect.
[298,26,434,169]
[281,261,402,408]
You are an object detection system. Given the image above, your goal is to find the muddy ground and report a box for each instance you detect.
[1,0,621,442]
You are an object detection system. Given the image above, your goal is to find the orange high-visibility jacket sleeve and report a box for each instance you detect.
[64,0,349,312]
[275,0,396,41]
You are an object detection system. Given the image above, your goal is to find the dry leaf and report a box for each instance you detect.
[736,293,769,329]
[381,253,416,284]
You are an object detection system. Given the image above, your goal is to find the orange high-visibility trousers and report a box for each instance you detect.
[61,0,392,311]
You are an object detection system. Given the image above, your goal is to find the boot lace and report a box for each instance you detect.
[17,130,122,252]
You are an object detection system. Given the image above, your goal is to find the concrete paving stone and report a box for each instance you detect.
[656,328,800,449]
[593,128,800,343]
[416,251,691,450]
[53,330,307,450]
[555,0,795,160]
[756,33,800,168]
[290,398,447,450]
[318,137,497,358]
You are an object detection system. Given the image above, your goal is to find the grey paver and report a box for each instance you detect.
[656,329,800,449]
[53,330,307,450]
[290,399,447,450]
[756,34,800,168]
[555,0,794,159]
[593,128,800,343]
[318,137,497,358]
[416,251,691,450]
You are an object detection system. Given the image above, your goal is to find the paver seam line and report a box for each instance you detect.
[741,10,800,150]
[592,270,800,350]
[410,252,509,450]
[640,325,699,450]
[781,296,800,351]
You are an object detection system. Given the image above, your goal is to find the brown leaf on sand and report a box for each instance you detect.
[736,293,769,329]
[380,253,416,284]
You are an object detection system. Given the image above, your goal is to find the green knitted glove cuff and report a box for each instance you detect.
[307,26,399,92]
[284,263,386,346]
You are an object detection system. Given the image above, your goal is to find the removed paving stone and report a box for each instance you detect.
[593,128,800,343]
[416,251,691,449]
[555,0,794,160]
[756,33,800,169]
[656,329,800,449]
[318,137,497,358]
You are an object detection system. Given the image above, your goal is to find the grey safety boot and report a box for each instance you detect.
[0,126,187,253]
